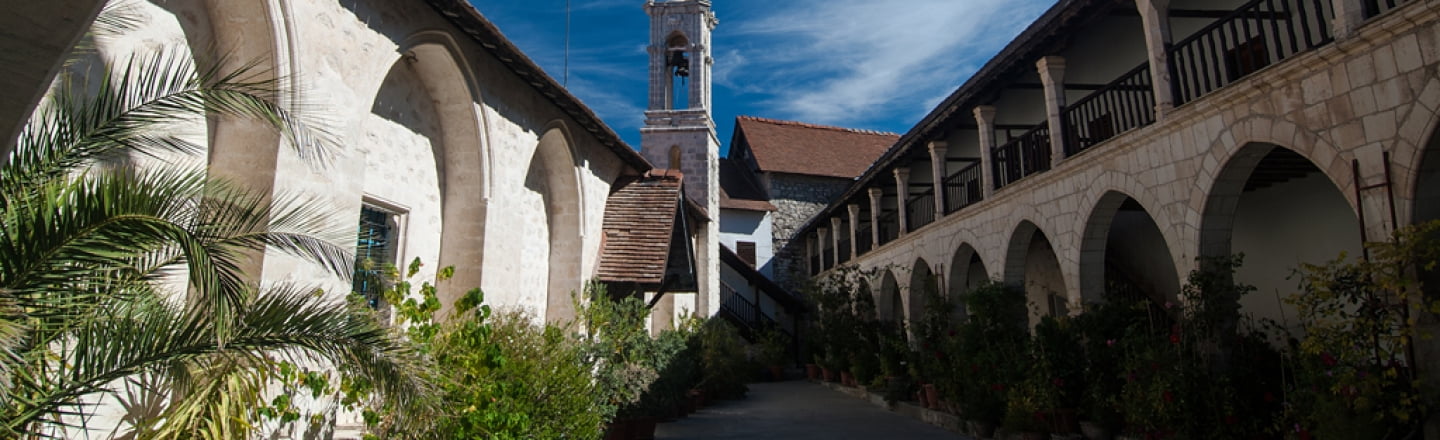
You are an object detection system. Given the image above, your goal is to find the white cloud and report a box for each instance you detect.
[729,0,1052,126]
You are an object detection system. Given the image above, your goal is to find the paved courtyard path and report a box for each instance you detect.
[655,381,967,440]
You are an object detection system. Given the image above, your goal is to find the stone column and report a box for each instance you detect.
[973,106,997,196]
[1037,56,1068,165]
[892,167,911,235]
[830,217,844,267]
[816,228,829,271]
[867,188,884,247]
[927,141,949,215]
[847,203,862,259]
[1330,0,1367,40]
[1134,0,1175,119]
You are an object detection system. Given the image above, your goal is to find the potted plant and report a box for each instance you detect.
[757,327,788,381]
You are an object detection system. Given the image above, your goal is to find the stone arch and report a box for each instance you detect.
[668,145,682,171]
[100,0,295,280]
[1198,142,1361,330]
[946,242,987,319]
[1394,76,1440,225]
[1407,100,1440,226]
[1003,220,1067,326]
[532,124,584,323]
[1078,190,1181,307]
[906,258,934,324]
[395,34,491,306]
[1412,119,1440,300]
[1187,115,1355,274]
[877,269,901,322]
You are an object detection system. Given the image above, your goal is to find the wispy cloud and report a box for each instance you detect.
[729,0,1052,126]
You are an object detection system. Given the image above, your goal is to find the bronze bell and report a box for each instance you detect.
[668,51,690,77]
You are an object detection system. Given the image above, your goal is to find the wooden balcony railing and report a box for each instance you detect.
[856,224,873,255]
[992,123,1051,189]
[1063,63,1155,156]
[878,210,900,245]
[943,160,984,215]
[906,191,937,231]
[1364,0,1416,19]
[1169,0,1334,106]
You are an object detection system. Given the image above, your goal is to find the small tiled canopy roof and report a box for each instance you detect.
[719,159,777,212]
[736,115,899,179]
[597,171,687,286]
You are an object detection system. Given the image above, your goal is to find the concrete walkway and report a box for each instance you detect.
[655,381,967,439]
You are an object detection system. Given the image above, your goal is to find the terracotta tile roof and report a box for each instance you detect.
[597,171,685,285]
[719,159,777,211]
[735,115,899,179]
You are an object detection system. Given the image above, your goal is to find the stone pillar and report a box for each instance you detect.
[830,217,844,267]
[817,227,830,271]
[847,203,862,259]
[973,106,998,196]
[892,168,911,235]
[1036,56,1068,165]
[1134,0,1176,119]
[867,188,884,247]
[1330,0,1367,40]
[927,141,949,215]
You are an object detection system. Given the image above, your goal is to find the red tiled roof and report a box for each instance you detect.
[597,171,685,285]
[736,115,899,179]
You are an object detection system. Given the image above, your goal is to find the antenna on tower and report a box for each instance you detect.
[563,0,571,86]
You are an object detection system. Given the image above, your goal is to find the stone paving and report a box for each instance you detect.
[655,381,968,440]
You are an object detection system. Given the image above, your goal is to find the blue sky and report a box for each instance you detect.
[469,0,1056,153]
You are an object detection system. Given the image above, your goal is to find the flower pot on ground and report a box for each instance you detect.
[630,417,657,440]
[806,363,820,380]
[822,367,836,382]
[604,420,632,440]
[922,383,939,409]
[767,365,784,381]
[840,371,855,387]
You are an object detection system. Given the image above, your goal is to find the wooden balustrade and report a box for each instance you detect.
[1063,63,1155,155]
[1169,0,1333,106]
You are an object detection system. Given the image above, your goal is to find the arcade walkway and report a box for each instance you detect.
[655,381,966,440]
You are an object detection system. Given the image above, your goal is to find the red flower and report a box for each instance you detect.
[990,384,1005,392]
[1320,352,1337,367]
[1263,392,1275,402]
[1162,391,1174,403]
[1225,415,1238,425]
[1169,333,1180,345]
[947,329,957,337]
[1051,378,1065,388]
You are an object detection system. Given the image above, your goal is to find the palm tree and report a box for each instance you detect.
[0,31,426,440]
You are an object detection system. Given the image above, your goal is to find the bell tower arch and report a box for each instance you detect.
[641,0,720,316]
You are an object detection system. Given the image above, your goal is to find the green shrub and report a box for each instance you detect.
[698,319,750,399]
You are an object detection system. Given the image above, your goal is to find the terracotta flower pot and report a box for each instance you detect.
[922,383,940,409]
[822,367,837,382]
[805,363,820,380]
[840,371,855,387]
[630,417,657,440]
[603,420,631,440]
[768,365,784,381]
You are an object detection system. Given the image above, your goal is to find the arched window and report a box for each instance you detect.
[668,145,682,171]
[665,33,690,110]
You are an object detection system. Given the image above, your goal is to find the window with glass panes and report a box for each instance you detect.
[353,205,396,309]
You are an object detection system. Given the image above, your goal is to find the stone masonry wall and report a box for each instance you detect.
[768,173,851,291]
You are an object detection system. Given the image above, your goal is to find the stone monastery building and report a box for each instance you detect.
[7,0,1440,435]
[792,0,1440,370]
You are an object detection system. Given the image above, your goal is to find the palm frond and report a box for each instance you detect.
[3,284,426,437]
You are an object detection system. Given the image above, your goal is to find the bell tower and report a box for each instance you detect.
[641,0,720,316]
